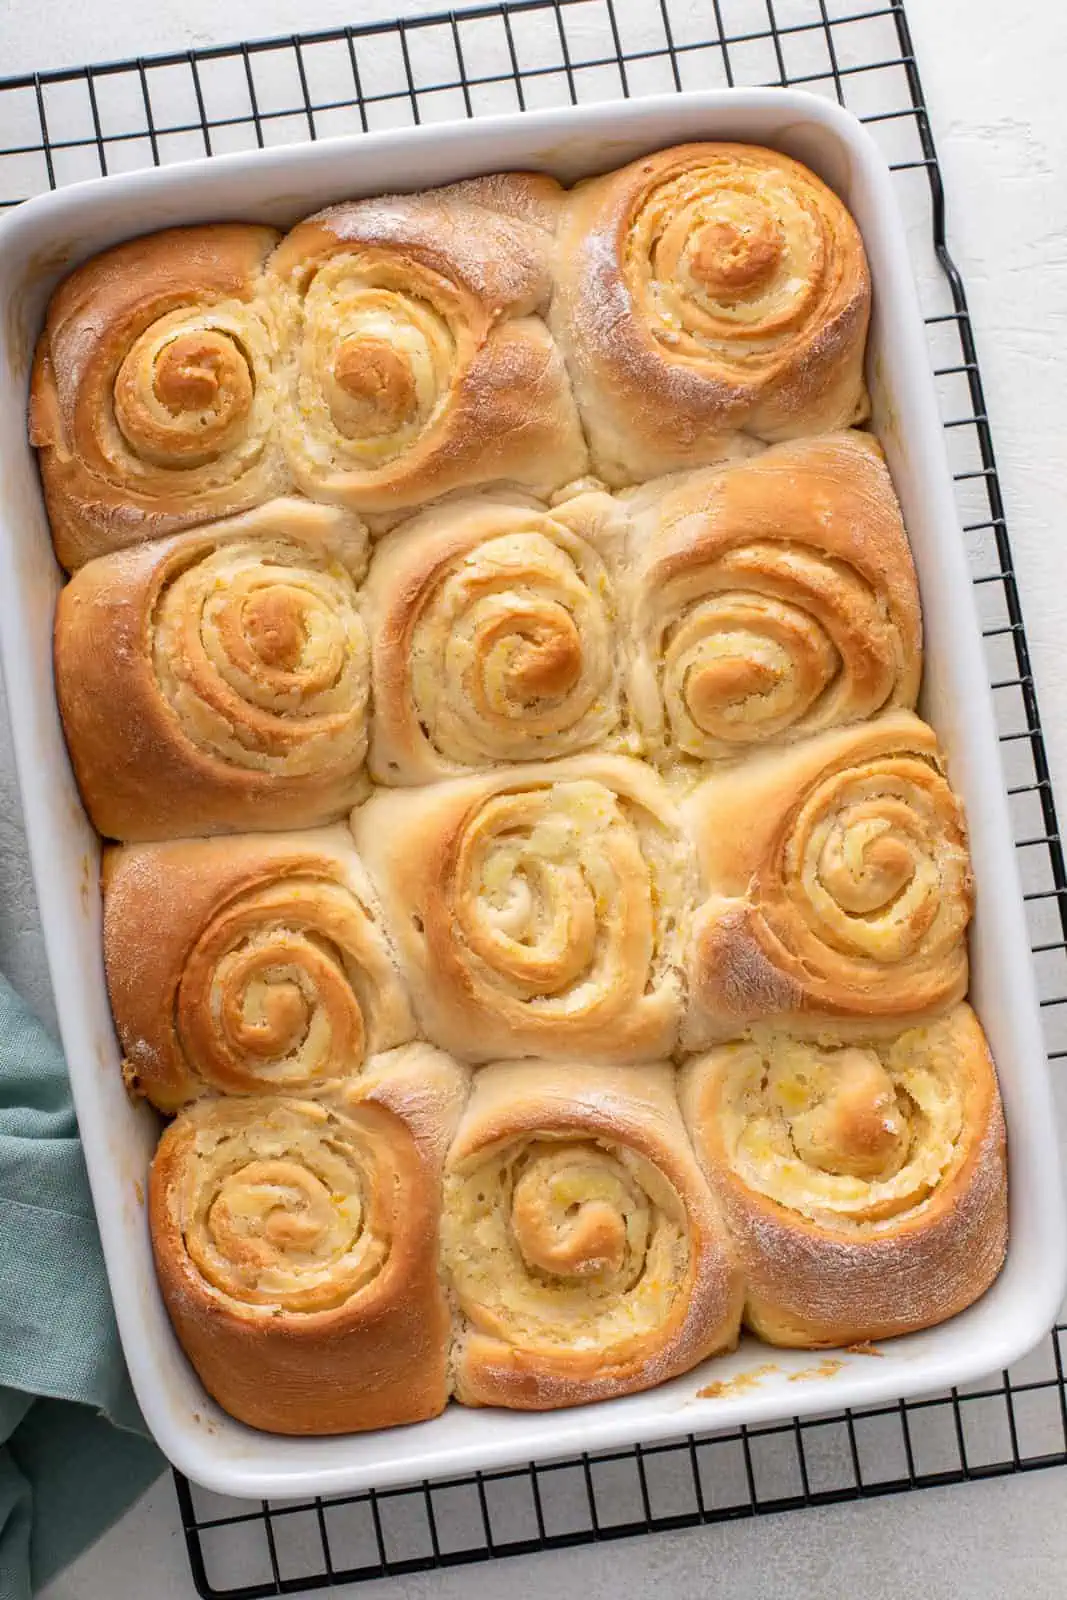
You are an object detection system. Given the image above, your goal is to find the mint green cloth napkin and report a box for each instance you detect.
[0,974,164,1600]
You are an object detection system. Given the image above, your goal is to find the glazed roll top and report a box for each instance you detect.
[150,1044,468,1433]
[55,499,371,839]
[104,828,414,1113]
[30,225,290,568]
[351,754,693,1063]
[622,434,921,765]
[268,174,589,522]
[682,711,973,1044]
[679,1006,1008,1345]
[442,1060,743,1407]
[363,489,626,783]
[551,143,870,485]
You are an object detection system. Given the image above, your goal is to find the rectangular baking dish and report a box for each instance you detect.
[0,86,1063,1501]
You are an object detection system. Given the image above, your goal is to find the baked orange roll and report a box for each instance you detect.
[682,712,972,1045]
[30,224,290,569]
[443,1060,742,1408]
[55,499,370,840]
[551,143,870,485]
[150,1043,468,1434]
[350,754,693,1062]
[104,827,414,1113]
[363,489,627,783]
[269,175,588,524]
[623,434,921,765]
[679,1006,1008,1346]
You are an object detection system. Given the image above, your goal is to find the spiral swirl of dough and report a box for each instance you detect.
[434,778,678,1039]
[444,1135,688,1351]
[367,497,621,781]
[175,874,406,1095]
[411,531,613,765]
[103,303,279,491]
[628,151,853,379]
[629,436,921,762]
[646,546,904,760]
[683,718,973,1038]
[176,1100,392,1313]
[151,539,369,776]
[291,256,459,475]
[717,1035,967,1228]
[771,755,971,977]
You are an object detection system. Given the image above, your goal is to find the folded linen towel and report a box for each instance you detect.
[0,974,163,1600]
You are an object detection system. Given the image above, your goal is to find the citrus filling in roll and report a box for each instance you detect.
[443,779,685,1018]
[293,257,459,471]
[151,538,369,775]
[181,1107,390,1313]
[105,300,279,486]
[777,755,971,966]
[627,164,830,359]
[407,524,616,762]
[721,1034,965,1228]
[444,1136,688,1350]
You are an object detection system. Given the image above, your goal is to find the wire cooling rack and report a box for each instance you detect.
[3,0,1067,1593]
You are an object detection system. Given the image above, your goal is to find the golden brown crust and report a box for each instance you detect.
[550,143,871,485]
[350,754,694,1063]
[103,828,415,1113]
[621,433,922,765]
[268,176,588,521]
[55,499,370,840]
[149,1044,469,1434]
[442,1060,742,1407]
[31,225,290,569]
[33,150,1012,1423]
[678,1006,1008,1345]
[681,711,973,1043]
[363,489,629,784]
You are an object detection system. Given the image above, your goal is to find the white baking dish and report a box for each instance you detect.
[0,87,1062,1501]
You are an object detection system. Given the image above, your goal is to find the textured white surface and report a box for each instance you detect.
[1,0,1065,1592]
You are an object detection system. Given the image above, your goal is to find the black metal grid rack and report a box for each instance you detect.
[3,0,1066,1593]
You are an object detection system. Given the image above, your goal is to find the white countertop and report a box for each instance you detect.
[2,0,1066,1595]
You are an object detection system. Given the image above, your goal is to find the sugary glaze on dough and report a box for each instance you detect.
[363,488,632,783]
[620,433,921,766]
[681,711,972,1043]
[30,224,291,569]
[55,498,371,840]
[678,1005,1008,1345]
[103,827,415,1112]
[350,754,697,1063]
[442,1060,742,1408]
[150,1043,469,1434]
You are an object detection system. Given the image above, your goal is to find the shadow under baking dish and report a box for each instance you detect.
[0,86,1062,1499]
